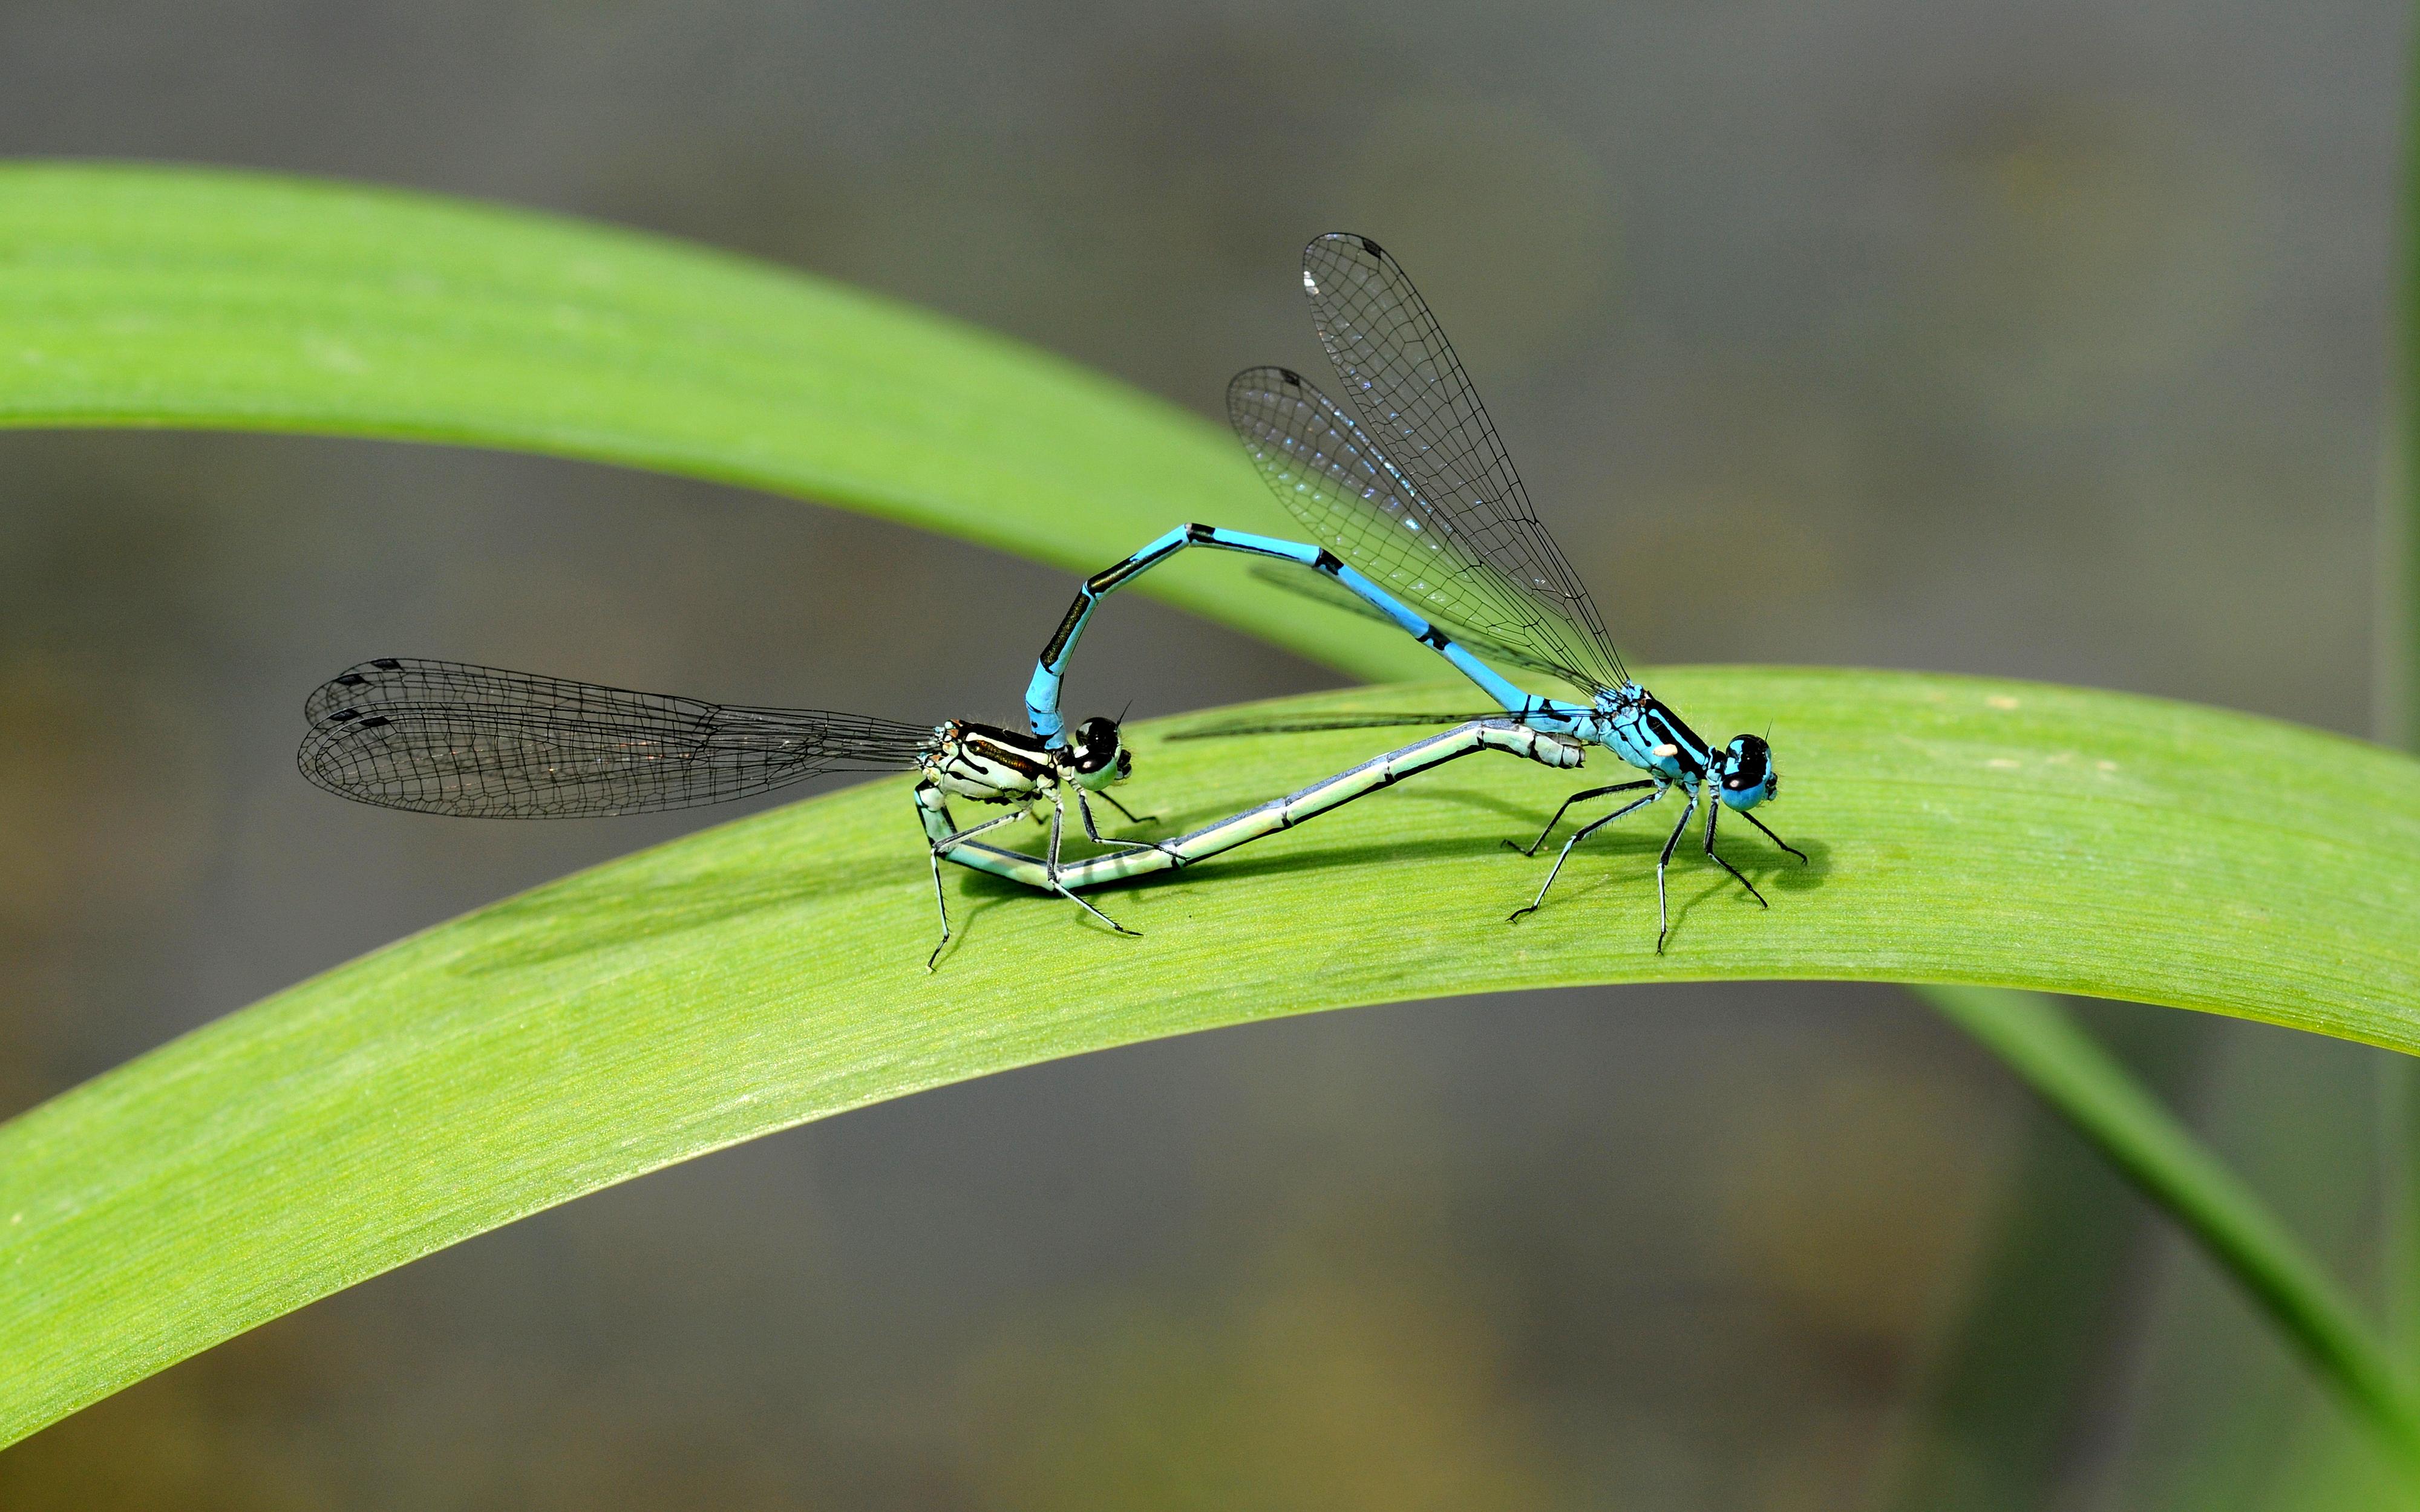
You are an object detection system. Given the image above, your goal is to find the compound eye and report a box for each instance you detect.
[1069,717,1122,774]
[1725,735,1770,785]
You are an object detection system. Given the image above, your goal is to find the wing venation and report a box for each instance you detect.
[1281,232,1627,694]
[299,658,935,818]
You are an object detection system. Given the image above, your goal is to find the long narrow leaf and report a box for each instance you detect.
[2382,0,2420,1389]
[1880,1000,2208,1510]
[0,160,1437,683]
[1918,985,2420,1474]
[2,671,2417,1444]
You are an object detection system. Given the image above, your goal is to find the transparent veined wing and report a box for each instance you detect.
[1228,365,1617,695]
[299,658,938,818]
[1294,232,1627,695]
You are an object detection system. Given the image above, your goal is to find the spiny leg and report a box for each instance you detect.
[1045,794,1139,937]
[1505,779,1658,857]
[924,806,1034,972]
[1740,808,1810,865]
[934,806,1033,851]
[925,847,953,972]
[1701,800,1768,909]
[1096,788,1157,826]
[1074,789,1180,860]
[1653,791,1699,955]
[1508,787,1666,922]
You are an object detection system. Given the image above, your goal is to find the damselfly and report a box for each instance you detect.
[297,657,1165,968]
[1025,233,1807,950]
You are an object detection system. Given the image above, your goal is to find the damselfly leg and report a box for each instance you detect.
[1701,798,1770,910]
[1093,789,1156,826]
[1653,791,1699,954]
[1070,788,1181,863]
[1508,776,1793,951]
[1739,808,1810,865]
[1503,779,1659,858]
[1044,797,1140,938]
[1508,784,1667,924]
[932,807,1034,851]
[924,806,1038,971]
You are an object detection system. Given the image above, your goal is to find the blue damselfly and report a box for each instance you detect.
[1025,233,1807,950]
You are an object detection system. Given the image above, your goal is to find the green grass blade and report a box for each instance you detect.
[2394,1,2420,754]
[1880,1002,2206,1510]
[1917,986,2420,1477]
[2382,0,2420,1388]
[0,160,1436,685]
[2,670,2418,1444]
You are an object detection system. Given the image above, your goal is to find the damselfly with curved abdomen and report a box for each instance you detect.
[1025,233,1807,951]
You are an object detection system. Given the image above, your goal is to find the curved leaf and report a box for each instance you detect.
[2,670,2417,1444]
[0,160,1437,683]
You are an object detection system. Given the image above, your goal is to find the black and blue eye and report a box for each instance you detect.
[1070,716,1123,774]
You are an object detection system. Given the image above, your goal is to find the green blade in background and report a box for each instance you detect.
[1877,997,2209,1509]
[0,160,1435,685]
[1915,989,2420,1494]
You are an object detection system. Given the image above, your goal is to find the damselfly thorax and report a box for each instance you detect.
[921,717,1136,819]
[1590,687,1708,786]
[921,720,1055,807]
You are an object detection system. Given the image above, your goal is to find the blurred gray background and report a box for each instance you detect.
[0,0,2405,1507]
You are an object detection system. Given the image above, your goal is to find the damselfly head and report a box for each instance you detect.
[1716,733,1778,811]
[1066,715,1134,790]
